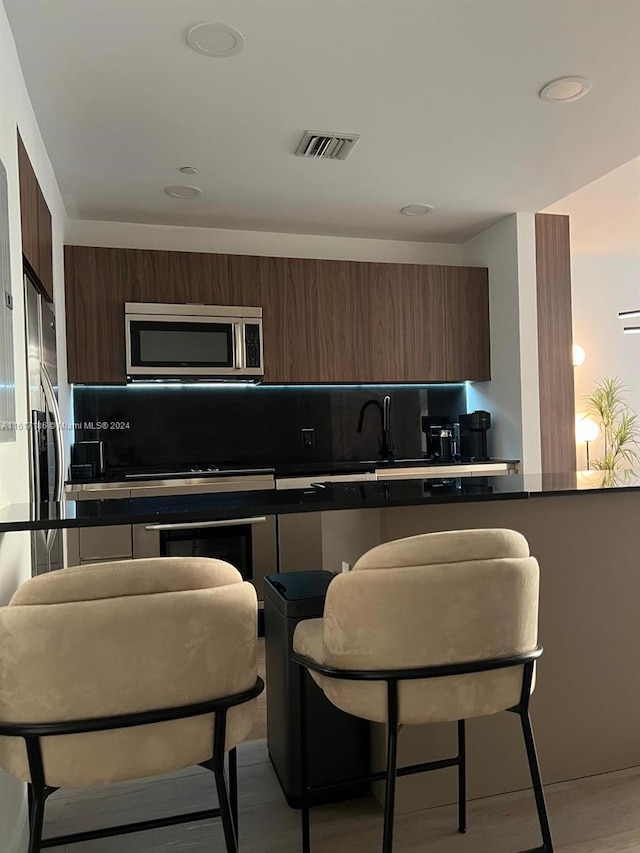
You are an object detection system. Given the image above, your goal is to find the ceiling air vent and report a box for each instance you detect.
[294,131,361,161]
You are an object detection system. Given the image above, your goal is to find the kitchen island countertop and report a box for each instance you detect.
[2,470,639,533]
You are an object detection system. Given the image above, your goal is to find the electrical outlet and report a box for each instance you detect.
[301,428,314,449]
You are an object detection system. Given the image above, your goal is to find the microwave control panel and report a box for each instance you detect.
[245,323,262,368]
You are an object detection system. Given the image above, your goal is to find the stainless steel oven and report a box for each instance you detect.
[125,303,263,381]
[131,475,277,599]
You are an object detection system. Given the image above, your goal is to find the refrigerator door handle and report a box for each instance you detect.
[41,364,64,552]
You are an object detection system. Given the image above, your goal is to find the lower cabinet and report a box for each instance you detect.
[66,488,132,566]
[277,513,324,573]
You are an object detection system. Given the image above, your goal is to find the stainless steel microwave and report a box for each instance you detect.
[125,303,263,381]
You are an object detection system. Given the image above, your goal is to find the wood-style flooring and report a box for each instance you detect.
[43,743,640,852]
[43,640,640,852]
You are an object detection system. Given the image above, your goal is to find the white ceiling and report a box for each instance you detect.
[5,0,640,243]
[544,157,640,256]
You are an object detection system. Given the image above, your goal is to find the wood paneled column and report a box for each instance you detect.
[535,213,576,474]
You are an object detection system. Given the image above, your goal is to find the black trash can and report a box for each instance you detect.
[264,571,370,807]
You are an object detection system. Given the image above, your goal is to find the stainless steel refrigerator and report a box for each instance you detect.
[25,273,64,574]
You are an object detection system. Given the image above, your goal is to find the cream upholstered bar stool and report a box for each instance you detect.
[292,528,553,853]
[0,556,263,853]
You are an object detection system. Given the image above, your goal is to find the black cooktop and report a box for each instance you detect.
[76,463,276,484]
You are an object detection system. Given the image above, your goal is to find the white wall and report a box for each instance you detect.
[463,213,541,473]
[0,3,67,850]
[572,254,640,469]
[66,218,469,266]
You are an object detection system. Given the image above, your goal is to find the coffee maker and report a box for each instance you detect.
[458,410,491,461]
[421,416,459,461]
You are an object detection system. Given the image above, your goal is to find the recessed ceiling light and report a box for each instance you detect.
[179,166,198,175]
[164,185,202,199]
[619,309,640,319]
[539,76,592,103]
[186,23,245,58]
[400,204,434,216]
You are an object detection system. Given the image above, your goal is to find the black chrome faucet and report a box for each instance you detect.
[357,395,394,462]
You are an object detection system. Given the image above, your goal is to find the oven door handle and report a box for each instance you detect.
[144,517,267,531]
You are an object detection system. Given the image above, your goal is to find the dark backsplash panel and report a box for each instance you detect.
[73,385,467,474]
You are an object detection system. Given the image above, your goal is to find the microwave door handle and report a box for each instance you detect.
[234,322,244,370]
[144,517,267,531]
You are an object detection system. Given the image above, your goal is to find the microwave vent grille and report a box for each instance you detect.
[294,131,361,161]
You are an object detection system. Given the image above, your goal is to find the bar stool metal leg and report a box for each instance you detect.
[382,681,399,853]
[25,739,46,853]
[229,748,238,833]
[519,710,554,853]
[298,664,311,853]
[457,719,467,834]
[213,711,239,853]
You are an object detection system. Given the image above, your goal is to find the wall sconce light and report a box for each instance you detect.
[572,344,586,366]
[618,309,640,334]
[575,415,599,470]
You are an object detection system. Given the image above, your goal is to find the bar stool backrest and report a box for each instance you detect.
[321,528,539,723]
[0,557,258,787]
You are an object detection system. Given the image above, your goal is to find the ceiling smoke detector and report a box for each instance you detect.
[294,131,361,161]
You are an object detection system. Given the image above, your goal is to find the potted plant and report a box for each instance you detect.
[583,377,640,483]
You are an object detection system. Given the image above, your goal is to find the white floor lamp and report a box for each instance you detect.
[575,416,600,470]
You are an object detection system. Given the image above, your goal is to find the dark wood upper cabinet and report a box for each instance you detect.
[64,245,491,385]
[260,256,323,383]
[443,266,490,381]
[17,134,40,276]
[36,188,53,300]
[17,131,54,301]
[64,246,132,383]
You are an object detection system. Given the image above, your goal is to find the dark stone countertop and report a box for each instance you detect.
[66,458,520,486]
[3,470,639,533]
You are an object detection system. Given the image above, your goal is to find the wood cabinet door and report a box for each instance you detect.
[128,249,233,305]
[17,133,40,278]
[443,267,490,381]
[315,260,369,383]
[229,254,261,307]
[65,246,133,383]
[17,132,54,301]
[37,186,54,301]
[261,256,322,383]
[366,263,449,383]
